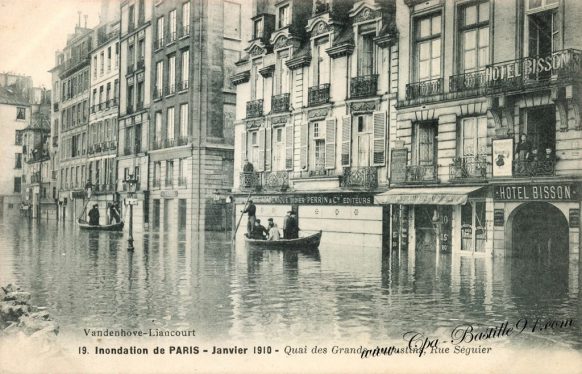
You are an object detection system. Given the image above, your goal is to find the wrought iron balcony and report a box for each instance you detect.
[155,37,164,50]
[182,25,190,37]
[291,169,337,179]
[264,171,289,191]
[154,87,163,99]
[152,139,164,150]
[153,179,161,188]
[167,32,177,44]
[449,157,489,181]
[405,78,443,101]
[341,167,378,190]
[177,136,191,146]
[246,99,264,118]
[166,84,176,96]
[406,164,438,183]
[179,80,189,91]
[178,176,188,187]
[449,49,582,95]
[513,159,556,177]
[165,177,173,187]
[271,93,290,113]
[164,138,176,148]
[240,172,262,192]
[308,84,330,106]
[350,75,379,99]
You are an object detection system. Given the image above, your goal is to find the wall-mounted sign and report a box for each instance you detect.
[570,209,580,228]
[161,190,178,198]
[494,209,505,226]
[390,149,408,183]
[493,183,579,201]
[234,192,375,206]
[492,138,513,177]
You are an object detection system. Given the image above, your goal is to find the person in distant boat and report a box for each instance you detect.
[242,199,257,237]
[267,218,280,241]
[288,211,299,239]
[252,219,268,240]
[88,204,100,226]
[283,210,292,239]
[109,202,121,224]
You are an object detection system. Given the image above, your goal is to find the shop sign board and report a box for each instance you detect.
[493,183,579,201]
[492,138,513,177]
[234,192,375,206]
[390,149,408,184]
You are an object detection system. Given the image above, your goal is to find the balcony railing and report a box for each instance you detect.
[350,75,379,99]
[271,93,290,113]
[513,159,556,177]
[178,176,188,187]
[164,138,176,148]
[341,167,378,190]
[264,171,289,191]
[108,98,117,107]
[167,32,177,44]
[179,80,189,91]
[240,172,262,192]
[153,179,161,188]
[165,178,173,187]
[177,136,191,146]
[406,164,438,183]
[308,84,330,106]
[152,138,164,150]
[406,78,443,101]
[291,169,337,179]
[155,37,164,50]
[166,84,176,96]
[246,99,264,118]
[449,157,489,181]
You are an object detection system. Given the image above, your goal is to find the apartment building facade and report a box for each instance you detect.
[147,0,246,237]
[52,26,93,221]
[117,0,152,230]
[375,0,582,265]
[87,18,121,220]
[232,0,397,247]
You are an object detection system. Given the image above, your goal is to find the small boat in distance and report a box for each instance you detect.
[245,231,322,250]
[77,218,124,232]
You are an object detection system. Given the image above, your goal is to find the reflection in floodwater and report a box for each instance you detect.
[0,218,580,349]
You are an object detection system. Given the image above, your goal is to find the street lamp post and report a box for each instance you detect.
[124,174,138,251]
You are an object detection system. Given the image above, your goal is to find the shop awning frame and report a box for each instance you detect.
[374,186,485,205]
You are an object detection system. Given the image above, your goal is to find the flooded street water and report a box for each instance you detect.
[0,218,581,351]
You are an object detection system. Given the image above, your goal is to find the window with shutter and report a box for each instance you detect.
[285,125,293,170]
[341,116,351,166]
[300,122,309,170]
[258,128,266,171]
[325,118,336,169]
[372,111,386,166]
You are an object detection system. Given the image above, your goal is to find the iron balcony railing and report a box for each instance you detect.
[166,84,176,96]
[108,98,117,107]
[155,37,164,50]
[167,32,177,44]
[513,159,556,177]
[152,139,164,150]
[449,157,490,181]
[177,136,191,146]
[264,171,289,191]
[405,78,443,101]
[178,176,188,187]
[271,93,290,113]
[164,138,176,148]
[153,179,161,188]
[291,169,337,179]
[165,177,173,187]
[246,99,264,118]
[341,167,378,190]
[350,75,379,99]
[182,25,190,37]
[308,84,330,106]
[154,87,163,99]
[406,164,438,183]
[179,80,189,91]
[240,172,262,192]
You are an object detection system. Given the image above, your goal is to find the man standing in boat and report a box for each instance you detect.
[283,210,292,239]
[288,211,299,239]
[267,218,280,241]
[88,204,100,226]
[242,199,256,237]
[109,202,121,224]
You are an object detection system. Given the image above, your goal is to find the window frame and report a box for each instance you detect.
[16,107,26,120]
[413,12,443,83]
[457,1,491,74]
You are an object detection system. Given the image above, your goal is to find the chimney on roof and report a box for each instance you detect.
[84,15,88,28]
[78,11,81,27]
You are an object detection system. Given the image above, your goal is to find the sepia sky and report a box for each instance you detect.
[0,0,102,88]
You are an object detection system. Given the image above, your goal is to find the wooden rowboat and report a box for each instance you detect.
[245,231,322,250]
[77,218,124,232]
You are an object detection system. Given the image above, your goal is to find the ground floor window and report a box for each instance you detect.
[461,201,486,252]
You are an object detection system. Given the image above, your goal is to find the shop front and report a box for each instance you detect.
[375,186,492,255]
[233,192,384,248]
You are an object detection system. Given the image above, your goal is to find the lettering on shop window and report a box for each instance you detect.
[494,209,504,227]
[570,209,580,228]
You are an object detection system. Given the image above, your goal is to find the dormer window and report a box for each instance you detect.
[254,18,263,39]
[278,5,289,29]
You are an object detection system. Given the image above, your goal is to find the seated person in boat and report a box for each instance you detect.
[88,204,100,226]
[267,218,280,241]
[251,219,268,240]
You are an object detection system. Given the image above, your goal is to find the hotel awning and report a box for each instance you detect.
[375,186,485,205]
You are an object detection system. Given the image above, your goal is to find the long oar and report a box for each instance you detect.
[233,191,252,242]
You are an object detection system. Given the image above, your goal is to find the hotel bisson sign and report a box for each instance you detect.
[494,183,580,201]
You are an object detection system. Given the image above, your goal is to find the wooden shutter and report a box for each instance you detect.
[341,116,351,167]
[372,111,386,166]
[285,125,293,170]
[300,121,308,170]
[265,127,272,171]
[325,118,336,169]
[258,128,266,172]
[240,130,247,168]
